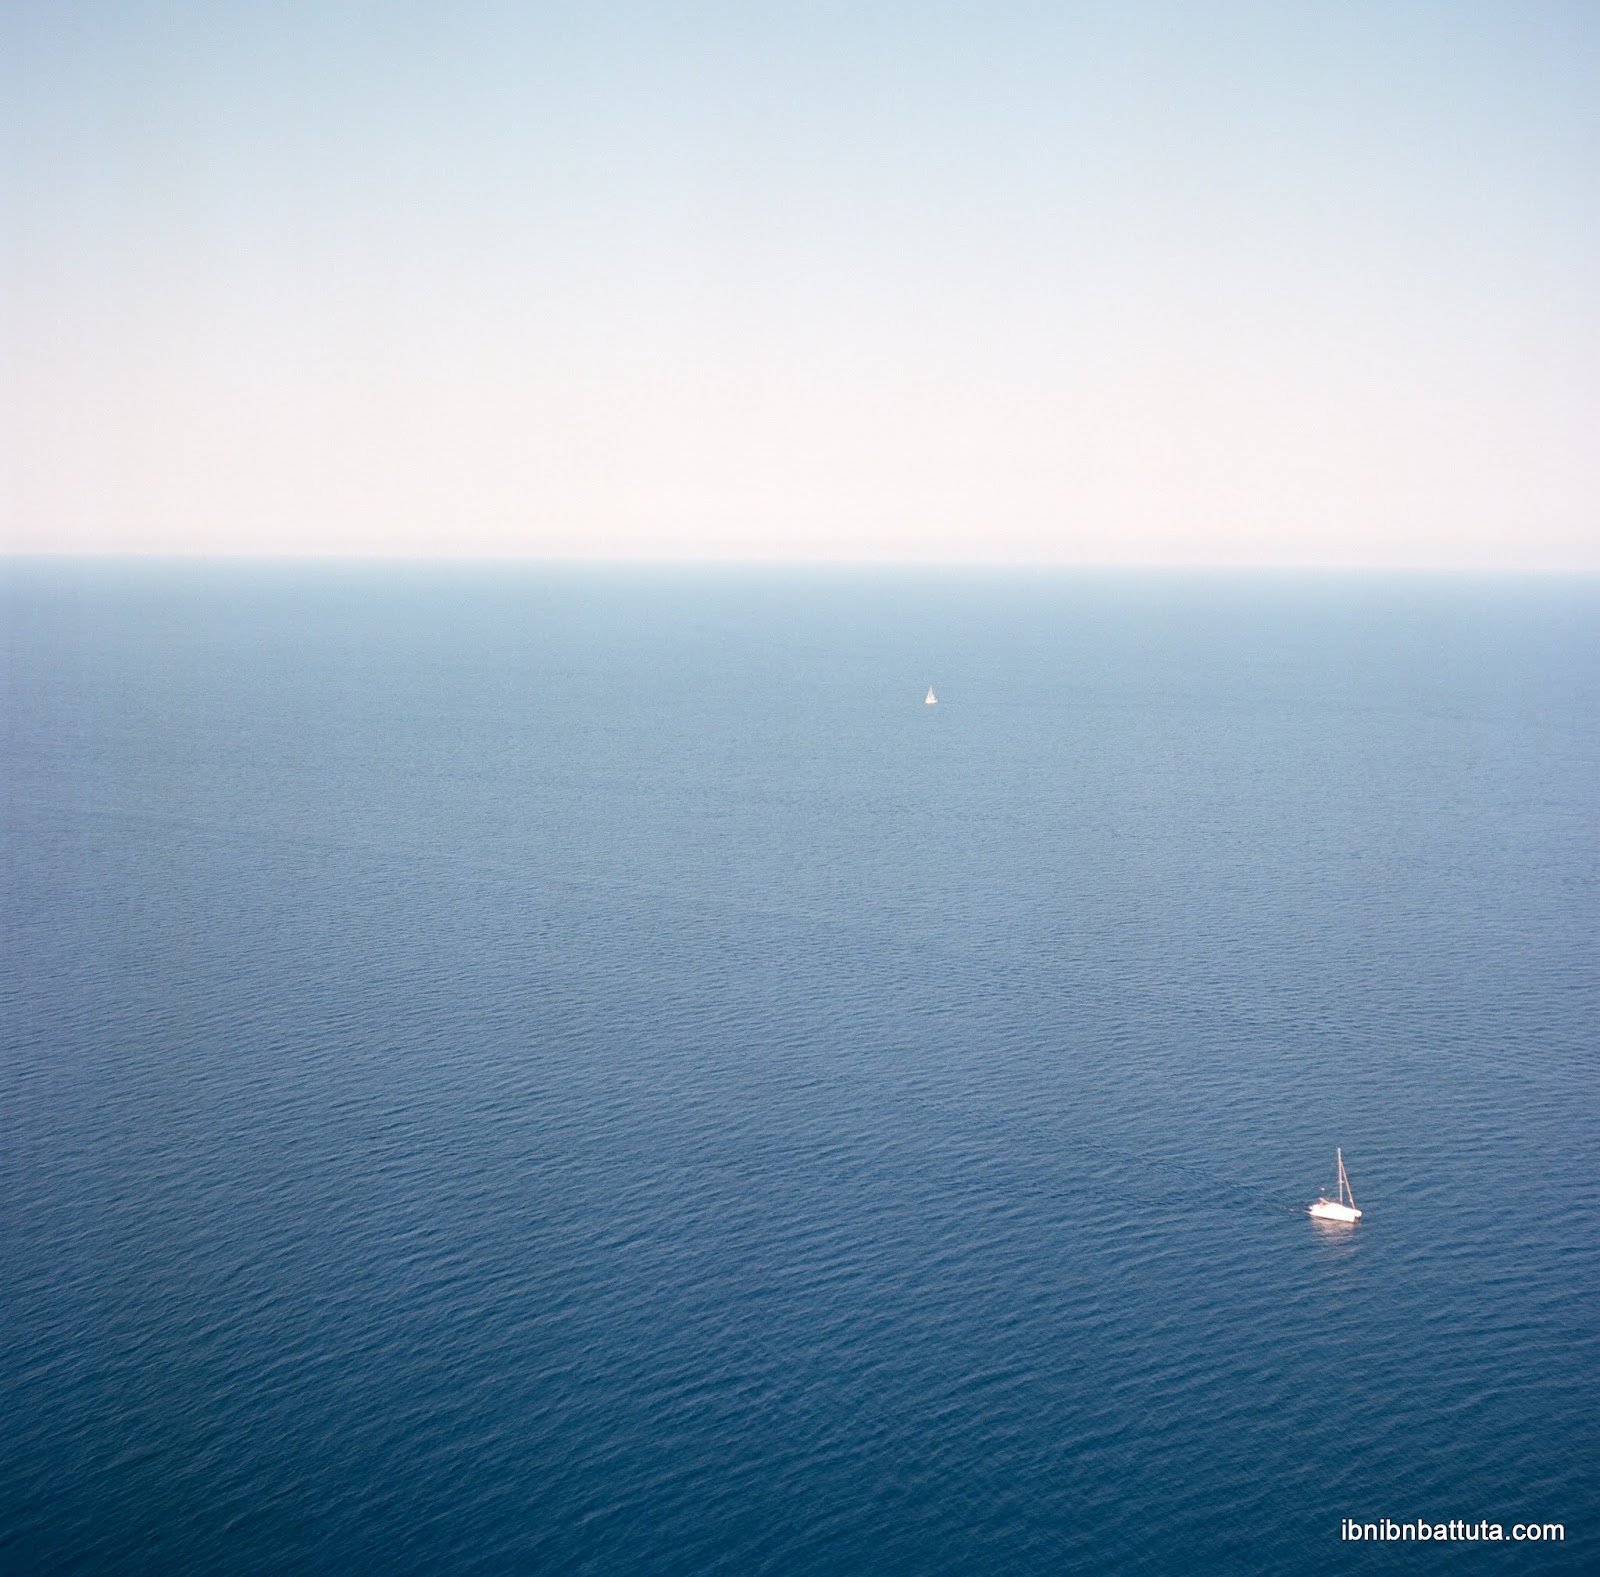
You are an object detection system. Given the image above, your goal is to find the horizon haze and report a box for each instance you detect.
[3,2,1597,570]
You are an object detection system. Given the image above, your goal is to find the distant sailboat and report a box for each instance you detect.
[1309,1148,1362,1223]
[925,685,938,705]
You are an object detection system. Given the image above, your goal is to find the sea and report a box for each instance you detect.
[2,562,1596,1575]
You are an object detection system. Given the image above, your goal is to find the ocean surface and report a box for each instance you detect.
[2,563,1596,1575]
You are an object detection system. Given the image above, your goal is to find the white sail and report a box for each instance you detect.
[925,685,938,705]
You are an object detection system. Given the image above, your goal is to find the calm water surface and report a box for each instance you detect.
[3,564,1596,1573]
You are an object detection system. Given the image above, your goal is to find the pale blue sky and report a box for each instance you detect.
[3,2,1596,566]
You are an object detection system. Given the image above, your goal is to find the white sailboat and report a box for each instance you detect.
[925,685,938,705]
[1308,1148,1362,1223]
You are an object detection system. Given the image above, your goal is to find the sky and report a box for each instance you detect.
[2,1,1596,568]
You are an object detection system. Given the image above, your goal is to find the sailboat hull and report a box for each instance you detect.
[1309,1199,1361,1222]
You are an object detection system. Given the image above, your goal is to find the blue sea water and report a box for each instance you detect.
[2,562,1596,1575]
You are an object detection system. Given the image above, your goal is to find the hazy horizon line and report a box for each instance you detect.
[5,550,1598,578]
